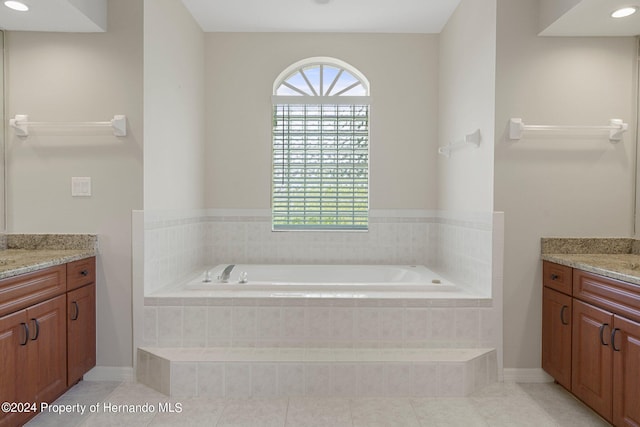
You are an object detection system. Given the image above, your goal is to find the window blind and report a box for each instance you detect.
[272,103,369,231]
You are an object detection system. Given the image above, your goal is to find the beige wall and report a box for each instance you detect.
[5,0,143,368]
[437,0,496,212]
[204,33,439,210]
[636,48,640,237]
[144,0,205,210]
[494,0,637,370]
[0,31,4,231]
[6,0,637,374]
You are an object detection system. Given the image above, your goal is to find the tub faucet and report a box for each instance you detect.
[218,264,235,283]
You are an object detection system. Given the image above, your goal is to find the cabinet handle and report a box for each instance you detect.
[20,323,29,346]
[599,323,609,346]
[31,317,40,341]
[30,318,40,341]
[80,269,89,277]
[71,301,79,321]
[560,305,570,325]
[611,328,621,352]
[550,274,559,280]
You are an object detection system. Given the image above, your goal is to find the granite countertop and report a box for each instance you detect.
[541,238,640,286]
[0,249,97,280]
[0,234,98,280]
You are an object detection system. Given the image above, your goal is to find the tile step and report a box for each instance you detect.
[137,347,497,398]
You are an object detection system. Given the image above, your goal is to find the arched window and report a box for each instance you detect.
[272,57,371,231]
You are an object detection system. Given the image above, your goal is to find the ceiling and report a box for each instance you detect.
[539,0,640,36]
[179,0,462,33]
[0,0,107,32]
[181,0,640,35]
[0,0,637,35]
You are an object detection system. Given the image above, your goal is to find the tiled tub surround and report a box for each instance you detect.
[138,210,502,397]
[434,214,493,296]
[141,288,500,398]
[143,297,497,349]
[144,210,209,295]
[143,209,494,297]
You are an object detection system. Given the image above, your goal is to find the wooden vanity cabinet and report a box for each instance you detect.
[571,300,640,426]
[65,257,97,386]
[0,257,96,427]
[0,267,68,427]
[571,299,613,421]
[26,295,68,406]
[67,281,96,386]
[542,262,573,390]
[543,261,640,426]
[574,269,640,426]
[0,311,30,427]
[542,286,572,389]
[612,315,640,427]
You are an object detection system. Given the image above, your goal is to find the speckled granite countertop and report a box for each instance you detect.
[0,234,97,280]
[541,238,640,286]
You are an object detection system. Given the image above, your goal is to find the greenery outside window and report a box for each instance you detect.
[272,57,371,231]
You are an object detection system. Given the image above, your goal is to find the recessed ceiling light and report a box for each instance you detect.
[4,1,29,12]
[314,0,331,4]
[611,6,637,18]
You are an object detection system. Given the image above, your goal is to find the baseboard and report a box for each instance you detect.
[83,366,134,382]
[503,368,553,383]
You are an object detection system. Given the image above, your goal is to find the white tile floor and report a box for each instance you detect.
[24,380,610,427]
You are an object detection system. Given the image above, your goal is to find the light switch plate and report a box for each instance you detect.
[71,177,92,197]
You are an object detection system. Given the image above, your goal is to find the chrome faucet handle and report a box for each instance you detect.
[238,272,248,284]
[203,270,212,283]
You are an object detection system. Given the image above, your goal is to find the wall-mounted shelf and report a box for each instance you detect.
[509,118,627,142]
[438,129,481,157]
[9,114,127,137]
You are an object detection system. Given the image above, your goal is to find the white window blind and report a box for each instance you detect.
[272,103,369,230]
[272,58,371,231]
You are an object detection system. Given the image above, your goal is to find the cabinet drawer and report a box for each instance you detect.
[543,261,573,295]
[67,257,96,291]
[0,265,66,317]
[573,269,640,323]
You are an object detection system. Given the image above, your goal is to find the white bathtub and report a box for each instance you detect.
[184,264,457,292]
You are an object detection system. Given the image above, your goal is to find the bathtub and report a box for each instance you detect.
[184,264,457,292]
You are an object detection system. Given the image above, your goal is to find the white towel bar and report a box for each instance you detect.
[10,114,127,137]
[509,118,627,142]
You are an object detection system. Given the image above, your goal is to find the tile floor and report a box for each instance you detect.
[24,380,610,427]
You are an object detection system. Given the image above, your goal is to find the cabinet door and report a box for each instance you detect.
[613,315,640,427]
[0,310,30,427]
[572,299,613,422]
[67,283,96,386]
[542,287,572,389]
[27,295,67,405]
